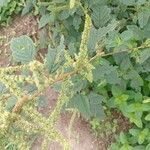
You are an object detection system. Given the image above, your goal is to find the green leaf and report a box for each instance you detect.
[120,30,134,41]
[88,27,98,51]
[129,128,140,137]
[128,103,143,113]
[129,113,143,128]
[105,31,121,49]
[72,76,87,93]
[85,0,107,8]
[91,5,111,28]
[21,0,36,15]
[138,10,150,28]
[142,104,150,111]
[37,95,47,107]
[119,132,127,144]
[119,0,135,6]
[70,0,75,9]
[127,25,144,40]
[46,47,57,73]
[124,69,143,91]
[105,71,120,84]
[88,20,118,51]
[93,59,118,82]
[145,113,150,121]
[71,94,91,119]
[46,36,65,73]
[73,15,82,30]
[143,23,150,38]
[52,0,65,3]
[137,0,147,5]
[23,84,37,93]
[10,35,36,64]
[110,143,120,150]
[88,92,105,119]
[146,144,150,150]
[115,94,129,106]
[6,96,17,111]
[138,128,149,144]
[68,42,77,56]
[0,82,6,94]
[39,28,48,49]
[133,146,145,150]
[67,92,105,120]
[111,85,124,97]
[120,144,133,150]
[59,9,70,21]
[97,20,118,39]
[139,48,150,64]
[0,0,10,7]
[39,14,54,29]
[143,98,150,104]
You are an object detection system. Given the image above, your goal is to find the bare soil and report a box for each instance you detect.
[0,14,131,150]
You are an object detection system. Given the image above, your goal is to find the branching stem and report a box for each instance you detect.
[11,45,149,113]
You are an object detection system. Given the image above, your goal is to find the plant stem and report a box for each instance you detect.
[11,43,150,113]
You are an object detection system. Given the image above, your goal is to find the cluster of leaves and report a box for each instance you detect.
[0,35,75,149]
[90,117,118,138]
[32,0,150,149]
[0,0,150,149]
[0,0,24,26]
[0,10,95,149]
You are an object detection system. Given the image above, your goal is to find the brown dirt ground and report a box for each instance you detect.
[0,14,131,150]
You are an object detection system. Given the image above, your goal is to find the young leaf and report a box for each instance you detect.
[70,0,75,9]
[10,35,36,64]
[129,113,143,128]
[39,14,54,29]
[138,128,149,144]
